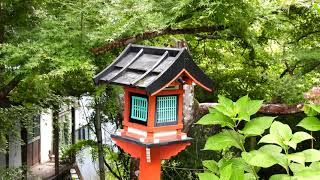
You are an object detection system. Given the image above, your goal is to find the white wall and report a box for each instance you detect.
[0,128,22,167]
[8,127,21,167]
[75,96,94,130]
[76,147,99,180]
[40,110,53,163]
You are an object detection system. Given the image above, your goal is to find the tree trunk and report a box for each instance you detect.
[71,107,76,145]
[0,1,5,44]
[182,84,195,133]
[5,135,9,168]
[21,127,28,179]
[71,107,76,163]
[53,108,60,175]
[129,158,139,180]
[95,101,105,180]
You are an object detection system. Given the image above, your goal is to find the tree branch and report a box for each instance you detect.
[0,76,21,99]
[196,102,304,119]
[295,30,320,43]
[91,25,226,54]
[183,102,304,133]
[104,157,122,180]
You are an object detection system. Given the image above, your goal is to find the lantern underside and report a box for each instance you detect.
[112,135,191,180]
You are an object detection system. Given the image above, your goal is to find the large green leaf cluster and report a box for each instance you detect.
[198,95,320,180]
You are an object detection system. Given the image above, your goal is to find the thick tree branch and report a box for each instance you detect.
[0,75,22,107]
[91,25,226,54]
[183,102,304,133]
[295,30,320,43]
[0,76,21,99]
[196,102,303,120]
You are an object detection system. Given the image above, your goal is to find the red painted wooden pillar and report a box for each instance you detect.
[139,147,161,180]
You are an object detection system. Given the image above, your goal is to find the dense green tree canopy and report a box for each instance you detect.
[1,0,320,107]
[0,1,320,176]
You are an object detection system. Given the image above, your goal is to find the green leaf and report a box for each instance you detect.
[244,173,256,180]
[242,145,288,169]
[237,111,251,122]
[218,158,250,178]
[197,110,234,128]
[283,140,297,150]
[235,95,263,121]
[235,95,250,112]
[287,152,305,165]
[291,132,313,144]
[230,166,245,180]
[259,134,285,148]
[246,100,263,116]
[284,132,313,150]
[197,173,219,180]
[215,95,235,117]
[220,163,233,180]
[269,174,292,180]
[295,169,320,179]
[303,149,320,162]
[303,105,318,116]
[297,117,320,131]
[242,150,278,168]
[218,95,234,108]
[204,130,244,151]
[270,121,292,142]
[259,144,283,154]
[202,160,219,174]
[240,116,276,137]
[227,158,245,180]
[289,163,305,174]
[309,104,320,113]
[310,161,320,170]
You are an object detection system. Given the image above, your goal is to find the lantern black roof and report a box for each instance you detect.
[93,44,214,95]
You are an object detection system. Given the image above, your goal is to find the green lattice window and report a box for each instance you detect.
[130,95,148,123]
[156,95,178,126]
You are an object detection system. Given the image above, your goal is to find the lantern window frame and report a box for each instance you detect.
[129,93,148,126]
[155,95,178,127]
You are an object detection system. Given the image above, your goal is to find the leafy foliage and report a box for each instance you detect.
[198,95,320,180]
[60,140,96,164]
[1,0,320,179]
[298,104,320,131]
[0,166,28,180]
[198,95,275,179]
[0,106,40,152]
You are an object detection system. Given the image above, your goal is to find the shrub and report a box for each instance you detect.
[197,95,320,180]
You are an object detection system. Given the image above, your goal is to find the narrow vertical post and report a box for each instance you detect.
[71,107,76,145]
[53,108,60,175]
[21,127,28,179]
[5,135,9,168]
[95,100,105,180]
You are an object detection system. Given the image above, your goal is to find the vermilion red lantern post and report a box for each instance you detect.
[94,44,214,180]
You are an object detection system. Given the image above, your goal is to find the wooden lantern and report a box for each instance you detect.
[94,44,214,180]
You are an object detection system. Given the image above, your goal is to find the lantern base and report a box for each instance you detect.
[111,135,191,180]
